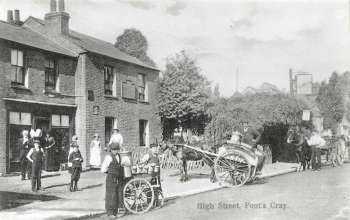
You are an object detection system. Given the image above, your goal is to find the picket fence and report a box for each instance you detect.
[125,145,272,170]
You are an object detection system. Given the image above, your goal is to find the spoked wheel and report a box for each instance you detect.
[214,149,252,187]
[123,178,154,214]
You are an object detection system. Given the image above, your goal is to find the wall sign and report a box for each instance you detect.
[93,106,100,115]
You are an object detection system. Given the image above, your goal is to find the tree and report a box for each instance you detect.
[115,28,156,67]
[316,72,345,129]
[157,51,211,139]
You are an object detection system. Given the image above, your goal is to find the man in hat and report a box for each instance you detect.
[26,139,44,192]
[101,143,130,218]
[108,128,124,152]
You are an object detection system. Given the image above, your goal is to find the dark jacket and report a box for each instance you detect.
[68,150,83,168]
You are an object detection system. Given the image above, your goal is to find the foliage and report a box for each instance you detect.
[316,72,347,129]
[157,51,211,139]
[115,28,156,67]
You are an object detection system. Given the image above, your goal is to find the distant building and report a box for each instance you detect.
[0,0,161,174]
[241,82,281,95]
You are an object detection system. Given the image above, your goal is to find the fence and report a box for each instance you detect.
[125,144,272,170]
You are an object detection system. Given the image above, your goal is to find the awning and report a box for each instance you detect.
[3,98,77,108]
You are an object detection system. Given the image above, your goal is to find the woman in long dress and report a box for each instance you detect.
[90,134,101,168]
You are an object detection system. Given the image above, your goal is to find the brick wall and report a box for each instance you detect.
[80,53,161,166]
[0,39,77,173]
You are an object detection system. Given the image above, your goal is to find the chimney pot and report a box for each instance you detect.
[7,10,13,23]
[14,10,20,23]
[50,0,57,12]
[58,0,65,12]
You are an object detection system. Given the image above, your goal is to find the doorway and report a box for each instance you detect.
[34,117,50,135]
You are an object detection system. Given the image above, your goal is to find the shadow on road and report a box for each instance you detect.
[0,191,60,210]
[80,183,103,190]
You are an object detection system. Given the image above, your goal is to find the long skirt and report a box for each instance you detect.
[105,175,123,216]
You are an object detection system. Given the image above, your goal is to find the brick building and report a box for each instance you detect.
[0,0,161,174]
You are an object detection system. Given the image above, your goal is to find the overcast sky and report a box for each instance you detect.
[0,0,349,96]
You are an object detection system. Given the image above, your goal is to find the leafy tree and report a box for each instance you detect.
[157,51,211,139]
[115,28,156,67]
[316,72,345,129]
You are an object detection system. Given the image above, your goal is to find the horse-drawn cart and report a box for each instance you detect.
[176,143,263,187]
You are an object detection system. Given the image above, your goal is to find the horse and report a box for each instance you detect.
[159,141,217,182]
[286,126,311,171]
[160,132,267,183]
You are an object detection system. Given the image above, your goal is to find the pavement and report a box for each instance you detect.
[0,162,297,220]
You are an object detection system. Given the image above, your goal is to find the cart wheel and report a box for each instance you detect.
[214,149,252,187]
[123,178,154,214]
[153,189,164,209]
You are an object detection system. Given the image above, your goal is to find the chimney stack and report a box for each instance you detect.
[45,0,70,35]
[14,10,20,24]
[50,0,57,12]
[7,10,13,23]
[58,0,65,12]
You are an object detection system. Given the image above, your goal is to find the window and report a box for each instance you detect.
[11,49,25,86]
[45,58,59,91]
[138,74,147,101]
[9,112,31,125]
[105,117,115,146]
[139,120,148,147]
[104,65,114,96]
[51,115,69,127]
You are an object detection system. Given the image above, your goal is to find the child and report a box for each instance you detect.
[101,143,129,218]
[68,143,83,192]
[140,143,162,206]
[26,139,44,192]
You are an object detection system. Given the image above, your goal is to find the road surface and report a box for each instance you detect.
[84,164,350,220]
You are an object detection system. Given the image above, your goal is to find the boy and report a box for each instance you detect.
[68,144,83,191]
[26,139,44,192]
[101,143,130,218]
[140,143,162,206]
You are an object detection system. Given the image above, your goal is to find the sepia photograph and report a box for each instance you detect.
[0,0,349,219]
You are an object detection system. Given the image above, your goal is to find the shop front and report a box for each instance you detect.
[5,99,76,173]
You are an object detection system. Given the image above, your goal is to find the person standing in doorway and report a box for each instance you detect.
[101,143,130,218]
[90,133,101,168]
[19,130,31,180]
[44,132,56,171]
[108,128,124,152]
[26,139,44,192]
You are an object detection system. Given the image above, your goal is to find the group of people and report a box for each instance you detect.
[19,129,58,181]
[287,124,350,171]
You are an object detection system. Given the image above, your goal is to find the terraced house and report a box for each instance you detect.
[0,0,161,174]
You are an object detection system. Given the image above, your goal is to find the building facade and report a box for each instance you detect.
[0,0,161,174]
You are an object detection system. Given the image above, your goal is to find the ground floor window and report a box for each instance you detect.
[8,111,32,172]
[139,120,148,147]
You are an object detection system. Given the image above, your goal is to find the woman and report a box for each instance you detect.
[90,133,101,168]
[44,132,56,171]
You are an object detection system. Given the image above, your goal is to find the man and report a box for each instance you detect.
[307,130,326,171]
[101,143,130,218]
[26,139,44,192]
[241,123,261,148]
[108,128,124,152]
[240,123,265,175]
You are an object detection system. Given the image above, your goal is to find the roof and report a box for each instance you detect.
[24,16,158,71]
[0,20,76,57]
[68,30,158,70]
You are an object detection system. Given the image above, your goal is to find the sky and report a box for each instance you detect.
[0,0,349,96]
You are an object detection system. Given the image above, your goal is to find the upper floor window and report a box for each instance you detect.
[10,49,25,86]
[45,58,59,92]
[104,65,115,96]
[138,73,147,101]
